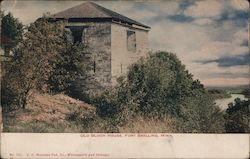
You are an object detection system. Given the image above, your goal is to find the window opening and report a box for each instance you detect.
[66,26,85,44]
[121,64,123,73]
[127,30,136,52]
[93,61,96,73]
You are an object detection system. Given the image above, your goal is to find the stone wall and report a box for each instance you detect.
[65,21,149,93]
[67,22,112,94]
[111,23,149,84]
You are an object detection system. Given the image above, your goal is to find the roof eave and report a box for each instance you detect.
[52,17,150,29]
[111,20,150,31]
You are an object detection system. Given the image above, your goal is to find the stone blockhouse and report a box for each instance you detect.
[52,2,150,91]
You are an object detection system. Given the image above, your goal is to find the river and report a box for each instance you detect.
[215,94,248,110]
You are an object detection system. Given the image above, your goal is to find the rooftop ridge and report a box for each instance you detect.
[87,1,111,17]
[52,1,150,29]
[89,2,149,28]
[52,1,111,18]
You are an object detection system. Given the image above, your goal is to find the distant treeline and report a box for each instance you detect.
[207,85,250,99]
[207,89,231,99]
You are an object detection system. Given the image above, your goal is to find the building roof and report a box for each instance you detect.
[52,1,150,29]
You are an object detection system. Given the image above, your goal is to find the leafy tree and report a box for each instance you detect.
[1,17,66,110]
[178,92,225,133]
[242,88,250,98]
[92,51,226,132]
[121,51,194,117]
[224,98,249,133]
[48,42,89,97]
[1,11,23,55]
[93,52,196,120]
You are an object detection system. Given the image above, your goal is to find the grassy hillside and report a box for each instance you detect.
[3,92,177,133]
[3,93,95,133]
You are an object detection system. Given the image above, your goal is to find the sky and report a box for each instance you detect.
[1,0,249,87]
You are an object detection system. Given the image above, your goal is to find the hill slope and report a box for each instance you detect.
[3,93,95,132]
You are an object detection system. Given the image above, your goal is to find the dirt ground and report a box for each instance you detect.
[17,93,95,122]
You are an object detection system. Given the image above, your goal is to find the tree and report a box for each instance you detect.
[242,88,250,98]
[48,42,89,97]
[224,98,249,133]
[124,51,194,117]
[93,52,198,119]
[179,92,225,133]
[92,51,225,132]
[1,17,66,110]
[1,11,23,55]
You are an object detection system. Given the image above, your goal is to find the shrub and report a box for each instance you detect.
[91,51,226,133]
[242,88,250,98]
[48,43,89,97]
[93,51,196,119]
[125,52,194,117]
[66,107,119,133]
[178,92,225,133]
[93,52,193,117]
[118,115,178,133]
[224,98,249,133]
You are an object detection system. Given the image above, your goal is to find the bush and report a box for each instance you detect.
[118,115,178,133]
[224,98,249,133]
[66,107,119,133]
[48,43,89,97]
[178,92,225,133]
[92,52,196,121]
[242,88,250,98]
[125,52,195,117]
[91,51,225,133]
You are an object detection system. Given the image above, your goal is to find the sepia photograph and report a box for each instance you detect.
[0,0,249,158]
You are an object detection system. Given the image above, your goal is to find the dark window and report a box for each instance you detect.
[93,61,96,73]
[127,30,136,52]
[66,26,86,44]
[120,64,123,73]
[72,30,82,43]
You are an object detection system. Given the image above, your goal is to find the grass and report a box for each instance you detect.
[4,109,177,133]
[2,93,95,133]
[3,112,82,133]
[118,115,177,133]
[2,93,177,133]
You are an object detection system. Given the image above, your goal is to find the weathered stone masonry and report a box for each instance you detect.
[65,21,112,92]
[111,23,149,84]
[52,2,150,92]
